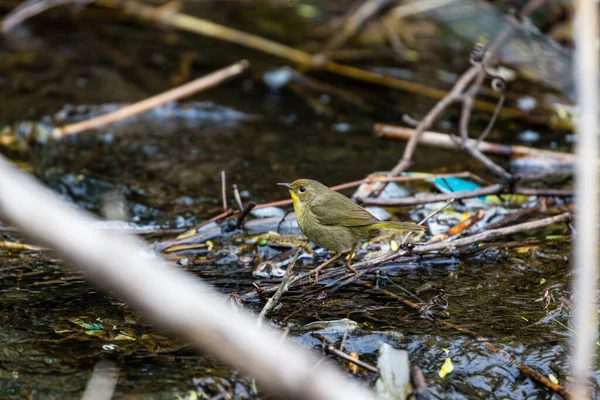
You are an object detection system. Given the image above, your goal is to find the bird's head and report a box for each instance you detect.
[277,179,326,207]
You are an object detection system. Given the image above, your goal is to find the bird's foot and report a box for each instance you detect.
[312,252,343,284]
[344,258,359,276]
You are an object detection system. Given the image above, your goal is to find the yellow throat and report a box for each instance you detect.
[289,190,305,220]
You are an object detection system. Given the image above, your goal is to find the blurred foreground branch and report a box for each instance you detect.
[0,155,375,400]
[571,0,599,398]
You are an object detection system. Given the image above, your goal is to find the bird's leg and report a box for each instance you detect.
[344,241,360,276]
[313,252,344,284]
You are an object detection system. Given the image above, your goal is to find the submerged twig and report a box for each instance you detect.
[410,365,429,400]
[325,345,379,374]
[81,360,119,400]
[52,60,249,138]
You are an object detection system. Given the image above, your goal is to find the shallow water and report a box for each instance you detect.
[0,2,582,399]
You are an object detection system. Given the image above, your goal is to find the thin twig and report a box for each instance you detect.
[257,249,302,327]
[419,199,455,225]
[388,66,480,176]
[361,184,503,206]
[52,60,249,138]
[456,68,512,180]
[375,125,576,163]
[361,184,571,207]
[470,201,543,234]
[413,212,571,254]
[221,170,227,213]
[459,68,486,143]
[402,198,454,245]
[339,331,348,352]
[477,93,505,145]
[237,202,257,229]
[325,345,379,374]
[182,210,235,237]
[232,184,244,211]
[380,17,408,59]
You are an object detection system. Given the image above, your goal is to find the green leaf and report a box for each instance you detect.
[548,374,559,384]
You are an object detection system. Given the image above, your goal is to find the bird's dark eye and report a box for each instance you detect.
[299,186,307,193]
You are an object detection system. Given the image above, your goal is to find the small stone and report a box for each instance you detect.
[518,130,540,143]
[250,206,286,219]
[263,67,293,90]
[517,96,537,111]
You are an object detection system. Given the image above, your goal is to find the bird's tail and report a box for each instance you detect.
[371,221,425,233]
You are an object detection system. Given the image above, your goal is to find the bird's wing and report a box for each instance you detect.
[309,193,378,227]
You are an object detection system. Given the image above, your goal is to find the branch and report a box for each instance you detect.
[360,184,503,206]
[257,249,302,327]
[375,124,575,163]
[52,61,249,138]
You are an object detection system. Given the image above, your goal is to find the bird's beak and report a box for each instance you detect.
[277,182,292,190]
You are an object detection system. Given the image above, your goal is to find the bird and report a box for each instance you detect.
[278,179,425,280]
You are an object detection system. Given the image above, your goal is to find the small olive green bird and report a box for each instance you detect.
[278,179,425,275]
